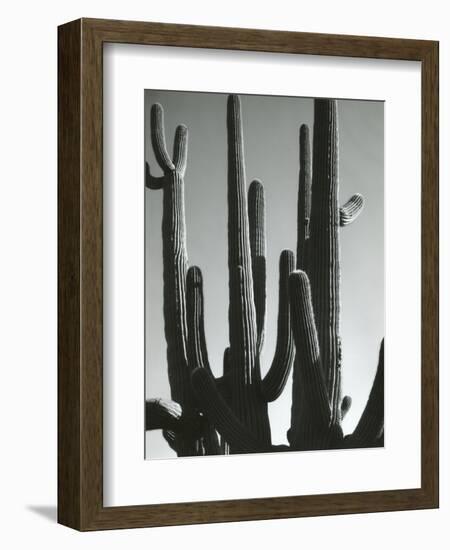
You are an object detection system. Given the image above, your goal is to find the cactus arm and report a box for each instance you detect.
[145,398,205,436]
[146,398,182,431]
[145,161,165,190]
[289,271,331,448]
[340,193,364,226]
[173,124,188,175]
[260,249,296,402]
[191,367,268,453]
[248,179,266,351]
[151,103,175,172]
[213,349,232,403]
[216,352,233,403]
[347,339,384,446]
[185,265,222,454]
[186,266,211,373]
[297,124,312,271]
[341,395,352,420]
[308,99,341,396]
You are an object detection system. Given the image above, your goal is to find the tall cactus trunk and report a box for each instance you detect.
[308,99,341,406]
[226,95,271,450]
[297,124,312,271]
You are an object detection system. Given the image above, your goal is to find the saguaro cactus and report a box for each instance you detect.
[289,99,383,450]
[190,96,296,453]
[145,104,220,456]
[146,94,384,456]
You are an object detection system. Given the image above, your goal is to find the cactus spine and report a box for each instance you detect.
[146,94,384,455]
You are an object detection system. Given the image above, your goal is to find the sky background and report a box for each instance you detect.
[144,90,384,459]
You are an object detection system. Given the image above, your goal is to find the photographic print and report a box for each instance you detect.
[58,19,438,529]
[144,90,384,460]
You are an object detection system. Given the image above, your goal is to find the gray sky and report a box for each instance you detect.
[144,90,384,459]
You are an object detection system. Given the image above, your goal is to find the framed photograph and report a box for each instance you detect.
[58,18,439,530]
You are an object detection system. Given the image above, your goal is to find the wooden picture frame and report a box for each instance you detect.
[58,18,439,531]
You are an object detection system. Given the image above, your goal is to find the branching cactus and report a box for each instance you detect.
[288,99,384,450]
[145,94,384,456]
[191,96,296,453]
[145,104,220,456]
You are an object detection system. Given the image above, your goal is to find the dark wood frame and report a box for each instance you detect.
[58,18,439,531]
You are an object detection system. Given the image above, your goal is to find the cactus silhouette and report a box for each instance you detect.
[145,104,219,456]
[145,94,384,456]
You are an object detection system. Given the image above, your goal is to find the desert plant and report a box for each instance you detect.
[145,94,384,456]
[145,104,220,456]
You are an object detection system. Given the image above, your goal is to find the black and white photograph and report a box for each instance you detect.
[144,90,384,460]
